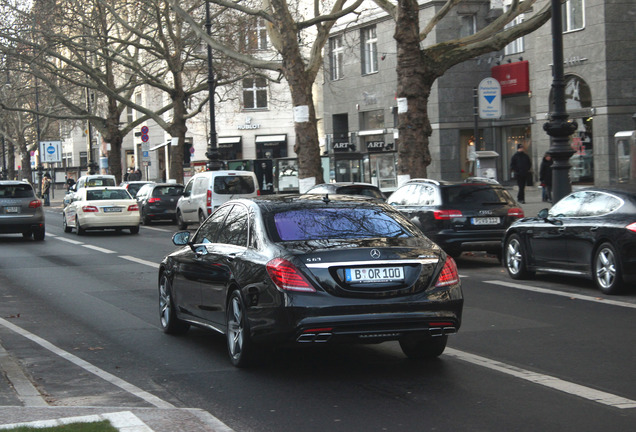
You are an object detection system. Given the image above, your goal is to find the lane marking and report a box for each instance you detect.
[55,237,84,245]
[485,280,636,309]
[0,317,174,409]
[445,348,636,409]
[82,244,116,254]
[119,255,159,268]
[142,226,172,232]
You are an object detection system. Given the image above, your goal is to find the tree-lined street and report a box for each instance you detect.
[1,201,635,431]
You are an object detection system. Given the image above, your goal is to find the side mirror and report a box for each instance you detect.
[172,231,191,246]
[183,190,191,198]
[538,208,549,219]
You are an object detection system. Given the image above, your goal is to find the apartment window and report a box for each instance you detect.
[459,14,477,38]
[243,77,268,110]
[562,0,585,32]
[134,93,142,120]
[504,8,524,55]
[361,26,378,75]
[330,35,344,80]
[126,106,133,124]
[244,18,268,51]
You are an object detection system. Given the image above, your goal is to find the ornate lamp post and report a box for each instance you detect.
[204,1,222,171]
[543,0,577,203]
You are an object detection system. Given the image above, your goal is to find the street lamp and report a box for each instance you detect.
[204,1,222,171]
[543,0,577,203]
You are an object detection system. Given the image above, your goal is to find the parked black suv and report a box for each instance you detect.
[387,178,524,258]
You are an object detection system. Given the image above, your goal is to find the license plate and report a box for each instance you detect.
[5,206,20,213]
[103,207,122,213]
[345,266,404,283]
[471,217,500,225]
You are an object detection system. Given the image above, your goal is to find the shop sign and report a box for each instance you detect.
[491,60,530,96]
[333,141,350,152]
[366,141,386,152]
[237,117,261,130]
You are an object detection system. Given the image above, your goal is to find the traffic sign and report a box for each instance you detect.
[141,126,149,134]
[478,78,502,119]
[39,141,62,163]
[141,134,149,142]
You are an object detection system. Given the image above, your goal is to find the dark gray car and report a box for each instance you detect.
[0,181,46,240]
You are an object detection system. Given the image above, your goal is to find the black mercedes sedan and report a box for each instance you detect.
[158,194,463,367]
[503,185,636,294]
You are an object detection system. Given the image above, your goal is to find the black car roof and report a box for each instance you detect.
[230,194,388,211]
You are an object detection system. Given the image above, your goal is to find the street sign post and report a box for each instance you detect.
[39,141,62,163]
[478,78,502,119]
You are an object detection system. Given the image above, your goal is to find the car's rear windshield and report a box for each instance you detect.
[214,175,255,195]
[152,186,184,197]
[442,184,511,205]
[86,190,131,200]
[87,178,116,187]
[0,184,35,198]
[270,207,414,241]
[337,186,384,200]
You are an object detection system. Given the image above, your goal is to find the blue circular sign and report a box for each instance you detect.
[141,126,149,134]
[47,145,55,154]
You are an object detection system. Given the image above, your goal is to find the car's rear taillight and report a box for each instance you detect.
[435,257,459,288]
[434,210,462,220]
[266,258,315,292]
[207,190,212,214]
[148,197,161,203]
[28,200,42,208]
[508,207,525,218]
[128,204,139,211]
[82,205,99,213]
[626,222,636,233]
[257,189,261,196]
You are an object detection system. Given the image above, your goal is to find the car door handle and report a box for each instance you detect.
[227,253,238,261]
[558,227,566,233]
[590,226,598,232]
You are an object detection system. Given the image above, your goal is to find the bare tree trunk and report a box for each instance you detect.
[394,0,435,180]
[7,141,16,180]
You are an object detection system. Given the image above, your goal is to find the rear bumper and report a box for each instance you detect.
[79,214,140,229]
[0,215,45,234]
[430,229,506,252]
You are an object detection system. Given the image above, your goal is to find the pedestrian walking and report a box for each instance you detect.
[510,143,532,204]
[41,174,52,206]
[132,168,142,181]
[539,153,553,202]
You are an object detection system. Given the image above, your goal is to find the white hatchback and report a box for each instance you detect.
[63,187,141,235]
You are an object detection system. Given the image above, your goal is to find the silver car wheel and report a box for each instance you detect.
[159,276,171,329]
[506,238,522,275]
[595,247,616,290]
[227,295,244,361]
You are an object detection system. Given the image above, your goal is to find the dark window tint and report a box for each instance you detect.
[443,185,510,205]
[271,207,414,241]
[213,175,255,195]
[86,178,116,187]
[337,186,384,200]
[217,206,249,246]
[0,184,35,198]
[153,186,184,197]
[194,205,232,243]
[86,190,131,200]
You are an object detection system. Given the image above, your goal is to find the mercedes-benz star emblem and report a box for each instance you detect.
[370,249,381,259]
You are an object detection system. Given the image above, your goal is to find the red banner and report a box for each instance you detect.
[491,60,529,96]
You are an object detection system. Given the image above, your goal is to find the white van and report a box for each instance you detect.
[176,170,260,228]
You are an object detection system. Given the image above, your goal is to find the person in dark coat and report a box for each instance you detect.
[539,153,553,202]
[510,143,532,203]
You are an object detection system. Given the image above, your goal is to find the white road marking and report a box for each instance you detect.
[445,348,636,409]
[82,244,116,254]
[142,226,172,232]
[119,255,159,268]
[55,237,84,245]
[0,317,174,409]
[485,280,636,309]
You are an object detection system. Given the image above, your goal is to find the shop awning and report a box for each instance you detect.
[256,134,286,143]
[218,136,242,144]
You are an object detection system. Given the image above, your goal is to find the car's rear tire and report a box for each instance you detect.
[593,242,624,295]
[76,217,85,235]
[33,228,45,241]
[22,231,32,239]
[226,290,256,368]
[504,234,534,279]
[143,214,152,225]
[63,214,72,233]
[158,273,190,335]
[176,210,187,230]
[198,209,207,225]
[130,225,140,235]
[399,335,448,359]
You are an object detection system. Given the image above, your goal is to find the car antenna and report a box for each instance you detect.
[322,193,330,203]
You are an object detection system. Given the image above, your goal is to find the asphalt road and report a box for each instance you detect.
[1,204,635,432]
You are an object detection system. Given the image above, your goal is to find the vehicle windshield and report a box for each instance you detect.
[0,184,35,198]
[153,186,184,197]
[270,207,414,241]
[86,190,131,200]
[214,176,255,195]
[443,185,510,205]
[87,178,116,187]
[337,186,384,200]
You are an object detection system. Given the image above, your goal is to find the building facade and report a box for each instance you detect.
[322,0,636,192]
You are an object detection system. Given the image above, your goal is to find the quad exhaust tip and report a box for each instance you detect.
[296,325,457,343]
